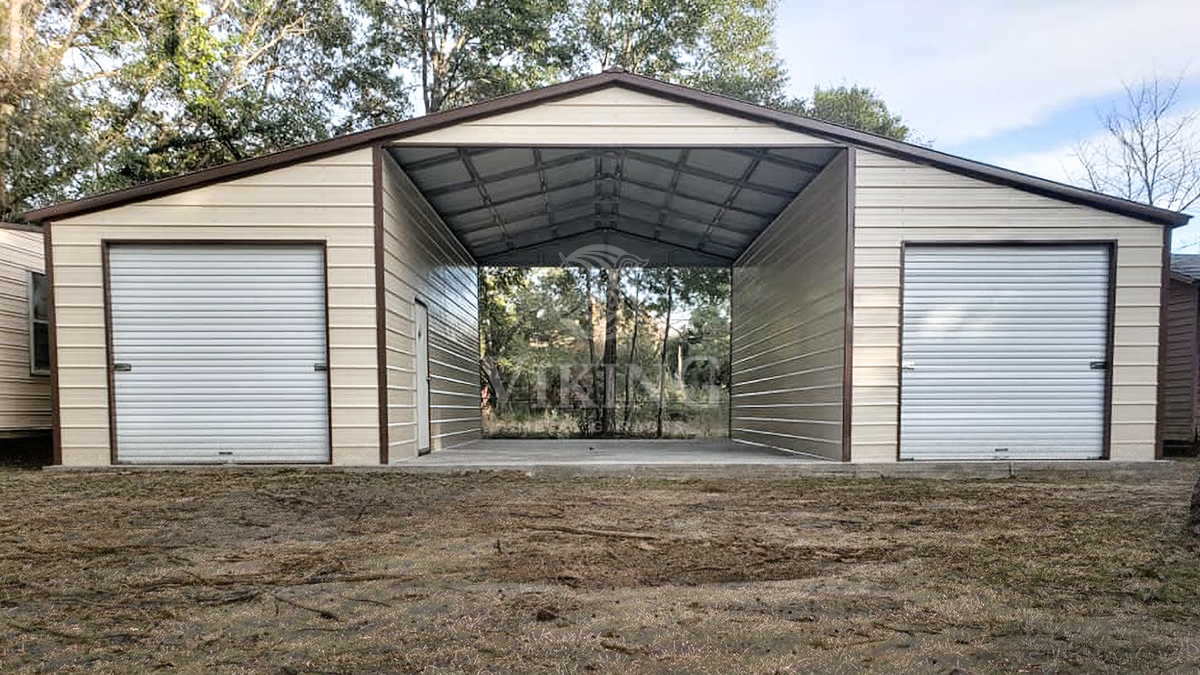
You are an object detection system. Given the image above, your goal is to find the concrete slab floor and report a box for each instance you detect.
[400,438,818,467]
[41,439,1184,480]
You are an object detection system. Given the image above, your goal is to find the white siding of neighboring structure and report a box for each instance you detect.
[852,150,1165,462]
[731,152,848,459]
[395,88,829,146]
[0,228,50,435]
[380,152,481,460]
[48,149,378,466]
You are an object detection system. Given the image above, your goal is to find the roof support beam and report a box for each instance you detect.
[475,225,738,264]
[459,149,512,250]
[625,150,795,199]
[471,212,743,259]
[729,148,827,174]
[700,149,766,247]
[441,171,780,221]
[423,149,596,198]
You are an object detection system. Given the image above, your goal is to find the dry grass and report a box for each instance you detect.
[1,463,1200,673]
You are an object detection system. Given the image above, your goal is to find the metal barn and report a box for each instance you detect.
[23,71,1189,466]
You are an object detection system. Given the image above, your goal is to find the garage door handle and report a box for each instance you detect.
[1089,361,1108,370]
[901,361,916,371]
[313,363,328,372]
[113,363,132,372]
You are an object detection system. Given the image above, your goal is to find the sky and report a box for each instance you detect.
[774,0,1200,248]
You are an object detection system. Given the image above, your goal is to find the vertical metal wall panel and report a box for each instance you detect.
[109,244,329,463]
[899,245,1110,460]
[1163,276,1199,443]
[379,152,481,461]
[730,152,848,459]
[0,228,51,436]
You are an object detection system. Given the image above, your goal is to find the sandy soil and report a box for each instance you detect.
[2,463,1200,674]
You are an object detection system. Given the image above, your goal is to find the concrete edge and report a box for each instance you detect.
[40,460,1186,480]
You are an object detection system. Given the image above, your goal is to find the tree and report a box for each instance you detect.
[684,0,789,106]
[90,0,360,192]
[354,0,572,115]
[2,0,372,215]
[1072,75,1200,214]
[794,85,910,141]
[568,0,789,107]
[598,266,619,434]
[0,0,115,216]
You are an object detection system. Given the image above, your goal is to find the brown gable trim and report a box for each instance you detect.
[21,73,632,223]
[0,221,42,233]
[613,75,1191,228]
[22,70,1192,227]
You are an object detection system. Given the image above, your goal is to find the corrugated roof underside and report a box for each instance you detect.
[388,146,841,266]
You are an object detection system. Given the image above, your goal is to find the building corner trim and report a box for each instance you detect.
[373,145,390,465]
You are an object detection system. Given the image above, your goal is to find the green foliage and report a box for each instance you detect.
[90,0,360,191]
[353,0,574,114]
[798,85,911,141]
[568,0,789,106]
[479,266,731,438]
[3,0,916,218]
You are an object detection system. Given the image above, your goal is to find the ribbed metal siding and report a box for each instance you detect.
[109,245,329,463]
[1162,277,1199,443]
[900,245,1110,461]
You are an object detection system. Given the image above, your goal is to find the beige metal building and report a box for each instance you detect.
[0,222,51,438]
[23,71,1189,466]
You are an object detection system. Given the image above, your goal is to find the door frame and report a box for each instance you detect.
[101,240,333,465]
[895,240,1117,461]
[414,298,432,456]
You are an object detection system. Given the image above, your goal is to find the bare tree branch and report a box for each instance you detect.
[1072,73,1200,214]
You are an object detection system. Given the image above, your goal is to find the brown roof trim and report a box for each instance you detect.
[22,70,1192,227]
[0,221,43,233]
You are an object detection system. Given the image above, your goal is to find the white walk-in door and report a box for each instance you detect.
[108,244,329,463]
[900,245,1110,461]
[415,301,431,454]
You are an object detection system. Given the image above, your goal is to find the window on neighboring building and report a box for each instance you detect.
[29,271,49,375]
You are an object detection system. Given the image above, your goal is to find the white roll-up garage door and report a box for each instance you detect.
[900,245,1110,461]
[108,244,329,464]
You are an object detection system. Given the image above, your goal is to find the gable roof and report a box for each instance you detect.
[21,69,1191,227]
[1172,254,1200,282]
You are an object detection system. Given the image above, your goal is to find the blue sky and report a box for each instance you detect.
[774,0,1200,247]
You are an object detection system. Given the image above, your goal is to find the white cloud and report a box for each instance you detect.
[988,142,1081,186]
[777,0,1200,145]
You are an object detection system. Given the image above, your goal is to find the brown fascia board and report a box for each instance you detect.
[21,69,1193,228]
[0,221,43,233]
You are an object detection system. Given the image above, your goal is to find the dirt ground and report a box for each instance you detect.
[2,464,1200,674]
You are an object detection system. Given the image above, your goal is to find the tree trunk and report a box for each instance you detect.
[676,342,684,388]
[0,0,25,215]
[622,270,641,433]
[420,0,431,113]
[655,270,674,438]
[585,269,598,432]
[599,267,619,435]
[0,104,11,216]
